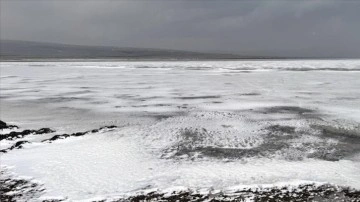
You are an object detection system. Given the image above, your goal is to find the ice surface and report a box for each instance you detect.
[1,60,360,200]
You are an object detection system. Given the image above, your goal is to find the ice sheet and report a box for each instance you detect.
[1,59,360,200]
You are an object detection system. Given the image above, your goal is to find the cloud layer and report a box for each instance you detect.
[1,0,359,57]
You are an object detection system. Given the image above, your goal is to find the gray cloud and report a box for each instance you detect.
[1,0,360,57]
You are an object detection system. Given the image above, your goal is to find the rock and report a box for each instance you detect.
[0,140,30,153]
[0,120,18,130]
[0,128,55,141]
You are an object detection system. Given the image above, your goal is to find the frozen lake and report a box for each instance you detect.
[1,60,360,200]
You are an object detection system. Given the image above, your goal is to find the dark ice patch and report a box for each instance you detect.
[308,125,360,161]
[37,97,90,103]
[297,91,321,95]
[59,90,93,96]
[283,67,360,71]
[163,123,360,161]
[140,111,187,121]
[238,92,261,96]
[263,106,315,114]
[136,104,172,107]
[266,124,296,134]
[332,96,359,101]
[174,144,287,159]
[313,125,360,142]
[258,106,321,119]
[162,128,291,160]
[176,95,221,100]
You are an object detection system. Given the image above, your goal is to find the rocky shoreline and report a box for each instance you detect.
[0,120,117,153]
[1,119,360,201]
[1,169,360,202]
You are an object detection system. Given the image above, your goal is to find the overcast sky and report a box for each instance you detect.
[1,0,360,57]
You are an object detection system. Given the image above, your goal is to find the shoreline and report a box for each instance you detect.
[1,167,359,201]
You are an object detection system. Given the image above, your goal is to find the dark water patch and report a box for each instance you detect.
[118,183,360,202]
[176,95,221,100]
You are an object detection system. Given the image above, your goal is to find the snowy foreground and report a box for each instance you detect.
[1,60,360,201]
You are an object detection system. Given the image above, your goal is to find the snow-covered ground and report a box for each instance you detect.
[1,60,360,201]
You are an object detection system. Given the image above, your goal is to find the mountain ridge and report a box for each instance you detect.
[1,40,268,60]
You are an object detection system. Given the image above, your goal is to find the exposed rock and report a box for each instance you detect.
[0,124,117,153]
[0,120,18,130]
[0,169,46,202]
[0,141,30,153]
[42,125,117,143]
[0,128,55,141]
[113,183,360,202]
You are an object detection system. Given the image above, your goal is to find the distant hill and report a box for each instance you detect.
[0,40,262,60]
